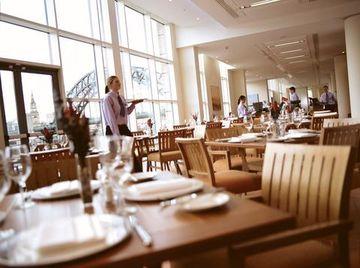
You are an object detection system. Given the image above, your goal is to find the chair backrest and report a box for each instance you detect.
[205,127,239,141]
[183,128,195,138]
[311,113,339,130]
[297,121,311,129]
[320,124,360,163]
[173,124,187,129]
[262,143,354,227]
[206,121,223,129]
[28,148,77,190]
[176,138,215,185]
[323,118,360,128]
[285,123,297,132]
[132,130,145,137]
[158,129,185,152]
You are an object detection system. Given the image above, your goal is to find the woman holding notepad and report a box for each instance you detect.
[102,75,144,171]
[102,75,143,136]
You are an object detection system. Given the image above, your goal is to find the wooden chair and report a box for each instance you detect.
[205,127,263,173]
[320,124,360,189]
[285,123,297,132]
[297,121,311,129]
[176,138,261,194]
[147,129,184,172]
[132,130,145,137]
[311,113,338,131]
[170,143,355,268]
[323,118,360,128]
[173,124,187,129]
[206,121,223,129]
[229,143,355,268]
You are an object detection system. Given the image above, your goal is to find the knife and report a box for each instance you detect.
[129,215,152,247]
[159,193,198,209]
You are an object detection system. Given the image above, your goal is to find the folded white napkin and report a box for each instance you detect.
[33,215,106,256]
[131,179,192,196]
[47,180,100,197]
[49,181,79,196]
[229,135,257,143]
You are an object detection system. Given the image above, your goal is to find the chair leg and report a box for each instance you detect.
[160,162,164,171]
[338,230,350,268]
[166,162,170,171]
[174,161,181,175]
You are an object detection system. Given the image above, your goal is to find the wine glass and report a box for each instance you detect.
[5,145,33,209]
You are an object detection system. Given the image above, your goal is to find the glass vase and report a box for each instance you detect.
[75,154,93,212]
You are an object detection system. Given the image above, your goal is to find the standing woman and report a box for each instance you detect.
[102,75,142,136]
[102,75,143,171]
[237,95,248,119]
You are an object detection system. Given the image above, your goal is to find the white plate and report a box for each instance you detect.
[32,180,101,201]
[130,172,158,182]
[0,214,130,267]
[228,137,261,143]
[180,192,230,212]
[123,179,204,201]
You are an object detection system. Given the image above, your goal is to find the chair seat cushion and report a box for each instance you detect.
[147,150,182,162]
[214,170,261,194]
[213,156,263,172]
[169,248,228,268]
[245,240,336,268]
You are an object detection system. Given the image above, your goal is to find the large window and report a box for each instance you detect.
[116,1,177,131]
[219,62,231,117]
[0,0,178,136]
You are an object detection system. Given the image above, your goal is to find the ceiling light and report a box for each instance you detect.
[280,49,303,54]
[251,0,282,7]
[239,0,282,9]
[196,17,200,21]
[284,54,306,60]
[342,51,345,54]
[289,60,306,64]
[274,40,304,47]
[169,0,172,2]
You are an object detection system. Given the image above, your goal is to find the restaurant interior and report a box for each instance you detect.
[0,0,360,267]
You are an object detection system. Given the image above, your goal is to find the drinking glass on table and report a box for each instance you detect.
[4,145,33,209]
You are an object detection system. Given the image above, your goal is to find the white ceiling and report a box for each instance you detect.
[127,0,360,87]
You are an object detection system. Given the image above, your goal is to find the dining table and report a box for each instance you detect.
[1,173,295,267]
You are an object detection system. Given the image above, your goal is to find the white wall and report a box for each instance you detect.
[203,55,222,117]
[246,80,268,103]
[177,46,202,122]
[228,69,247,114]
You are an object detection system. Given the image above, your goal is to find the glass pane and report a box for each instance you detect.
[98,0,112,42]
[21,73,56,133]
[125,7,147,53]
[55,0,93,38]
[72,101,102,135]
[0,71,19,135]
[159,102,173,129]
[130,55,151,100]
[60,37,99,98]
[0,22,54,64]
[116,1,128,47]
[156,62,171,100]
[0,0,48,25]
[135,102,153,131]
[152,20,169,59]
[121,52,133,99]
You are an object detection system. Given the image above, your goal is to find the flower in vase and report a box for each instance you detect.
[40,127,55,144]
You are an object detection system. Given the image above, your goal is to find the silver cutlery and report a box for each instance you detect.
[159,187,225,209]
[160,193,198,209]
[128,215,152,247]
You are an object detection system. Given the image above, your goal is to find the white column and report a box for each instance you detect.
[330,71,336,95]
[228,69,247,114]
[107,0,123,93]
[345,14,360,118]
[334,55,350,118]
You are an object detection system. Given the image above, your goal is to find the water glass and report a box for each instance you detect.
[5,145,33,209]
